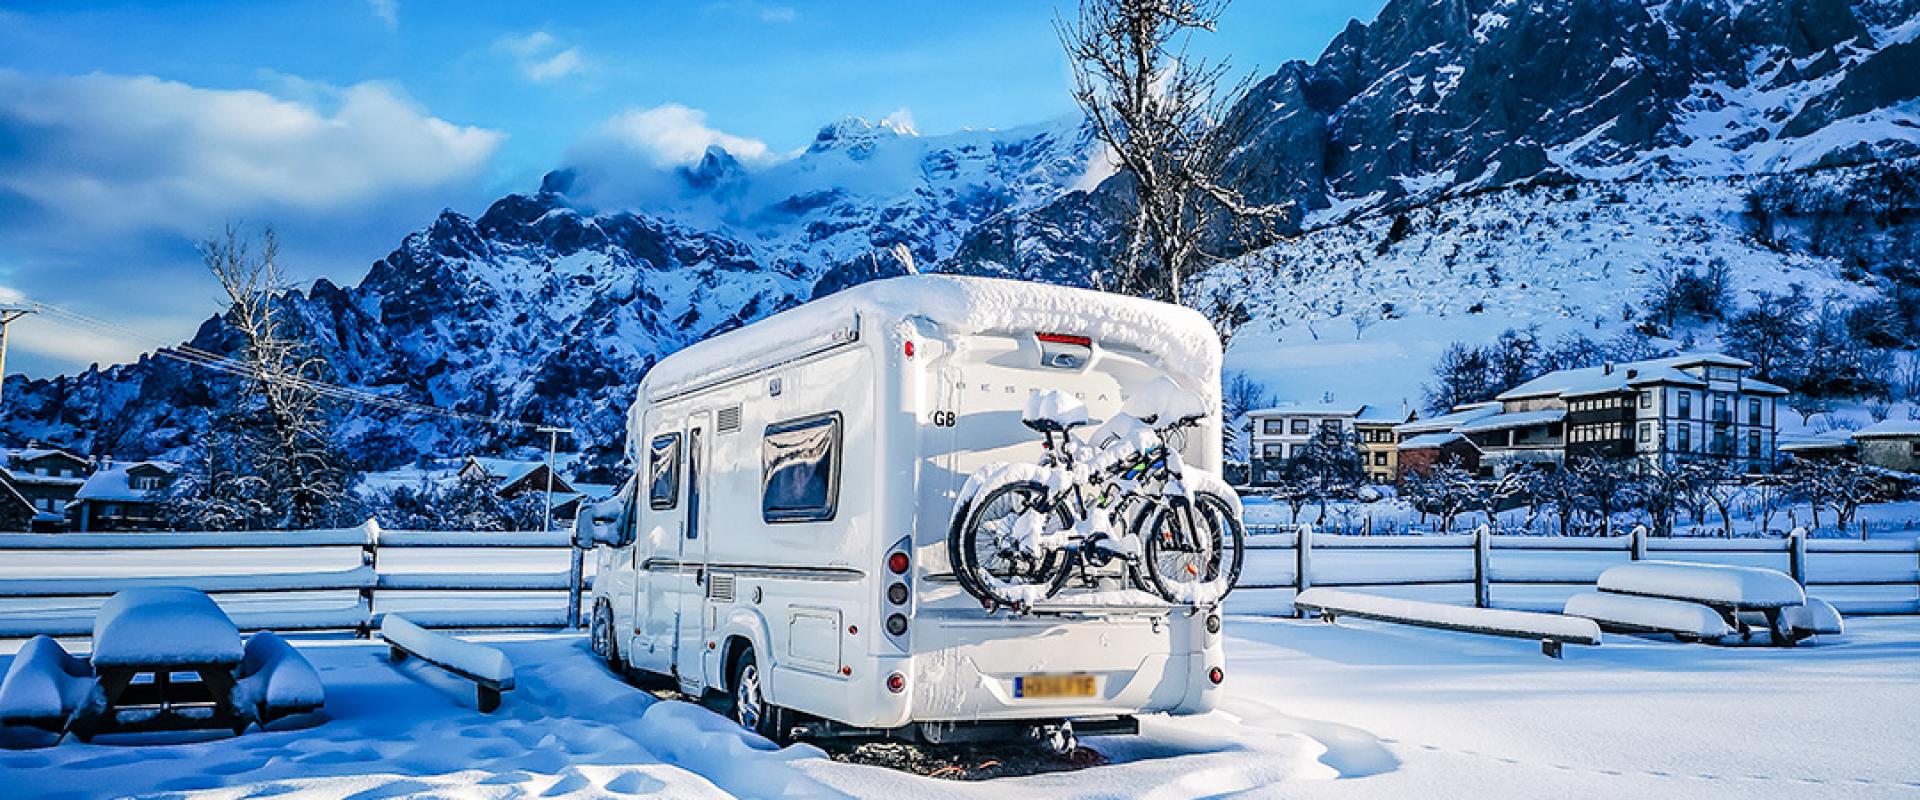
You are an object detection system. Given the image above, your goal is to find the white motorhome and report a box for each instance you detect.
[582,275,1227,745]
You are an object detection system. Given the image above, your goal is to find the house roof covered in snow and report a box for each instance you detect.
[1398,432,1475,450]
[1249,403,1365,418]
[1852,419,1920,439]
[1456,408,1566,434]
[73,461,177,503]
[1395,402,1502,435]
[1496,353,1779,401]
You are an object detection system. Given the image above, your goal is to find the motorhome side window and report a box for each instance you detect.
[762,412,842,523]
[649,433,681,510]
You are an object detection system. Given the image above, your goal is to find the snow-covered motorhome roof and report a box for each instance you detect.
[640,275,1223,402]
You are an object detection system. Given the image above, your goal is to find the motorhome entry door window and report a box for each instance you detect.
[762,412,842,523]
[650,433,681,510]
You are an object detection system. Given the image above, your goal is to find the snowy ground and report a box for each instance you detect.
[4,618,1917,799]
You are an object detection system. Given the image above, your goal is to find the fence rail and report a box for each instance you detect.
[1239,524,1920,617]
[0,521,588,639]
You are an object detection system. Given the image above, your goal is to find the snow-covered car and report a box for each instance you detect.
[580,275,1228,746]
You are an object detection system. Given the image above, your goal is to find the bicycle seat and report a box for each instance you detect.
[1023,389,1091,433]
[1122,377,1207,427]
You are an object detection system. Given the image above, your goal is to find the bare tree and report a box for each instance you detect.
[1058,0,1280,307]
[1403,458,1483,532]
[197,226,350,528]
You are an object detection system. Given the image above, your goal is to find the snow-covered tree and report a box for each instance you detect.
[373,471,546,532]
[1570,456,1643,536]
[162,227,358,530]
[1402,458,1483,532]
[1788,458,1890,536]
[1058,0,1278,306]
[1678,458,1743,538]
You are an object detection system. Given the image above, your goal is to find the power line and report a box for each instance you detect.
[27,301,546,431]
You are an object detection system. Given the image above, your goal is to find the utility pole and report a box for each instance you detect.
[0,304,37,411]
[536,426,574,532]
[537,425,579,627]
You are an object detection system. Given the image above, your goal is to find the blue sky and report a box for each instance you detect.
[0,0,1384,377]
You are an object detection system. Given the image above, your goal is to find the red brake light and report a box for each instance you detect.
[904,340,915,358]
[1036,332,1092,347]
[887,552,910,575]
[887,672,906,693]
[1209,667,1224,685]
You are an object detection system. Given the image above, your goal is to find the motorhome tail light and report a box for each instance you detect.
[903,340,915,358]
[881,536,914,652]
[1208,667,1224,685]
[886,672,907,694]
[1035,332,1091,346]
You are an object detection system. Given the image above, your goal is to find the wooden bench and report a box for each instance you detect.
[378,615,515,713]
[1295,588,1601,658]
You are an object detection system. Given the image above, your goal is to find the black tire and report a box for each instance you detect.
[590,600,621,672]
[952,480,1072,607]
[728,645,791,744]
[1139,492,1245,603]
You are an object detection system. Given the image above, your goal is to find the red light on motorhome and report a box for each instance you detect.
[887,552,910,575]
[1209,667,1224,685]
[903,340,915,358]
[886,672,906,694]
[1035,332,1092,347]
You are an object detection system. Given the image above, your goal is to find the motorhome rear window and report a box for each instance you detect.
[761,412,841,523]
[650,433,681,510]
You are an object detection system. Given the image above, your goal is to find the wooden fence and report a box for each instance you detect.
[0,521,589,639]
[1239,524,1920,617]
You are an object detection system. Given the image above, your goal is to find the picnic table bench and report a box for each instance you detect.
[1295,588,1602,658]
[0,588,324,745]
[1567,561,1841,646]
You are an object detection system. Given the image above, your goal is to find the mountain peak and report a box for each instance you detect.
[807,114,918,156]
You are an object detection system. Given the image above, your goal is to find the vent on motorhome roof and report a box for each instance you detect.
[717,405,743,434]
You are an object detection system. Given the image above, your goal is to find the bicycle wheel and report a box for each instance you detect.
[1138,491,1245,604]
[952,480,1072,607]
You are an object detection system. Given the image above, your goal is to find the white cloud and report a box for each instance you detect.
[576,104,774,168]
[495,31,585,83]
[0,71,504,235]
[366,0,397,31]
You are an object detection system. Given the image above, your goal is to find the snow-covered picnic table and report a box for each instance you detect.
[0,588,324,744]
[1567,560,1842,645]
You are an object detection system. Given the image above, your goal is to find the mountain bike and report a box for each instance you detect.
[947,380,1245,610]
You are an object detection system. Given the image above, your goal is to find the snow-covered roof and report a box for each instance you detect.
[468,457,545,485]
[1394,402,1501,435]
[1852,419,1920,439]
[1399,432,1473,450]
[1249,403,1365,418]
[73,461,177,503]
[1456,408,1566,434]
[1497,353,1758,400]
[641,275,1221,405]
[1777,437,1854,452]
[4,447,87,465]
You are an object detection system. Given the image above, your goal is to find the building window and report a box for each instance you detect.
[1262,444,1283,458]
[1373,452,1388,466]
[1677,425,1692,453]
[649,433,681,510]
[1748,430,1762,457]
[1290,419,1308,435]
[1263,420,1283,435]
[762,412,842,523]
[1748,398,1761,425]
[1639,423,1651,443]
[131,476,165,491]
[1713,395,1729,423]
[1320,420,1340,434]
[1677,392,1692,419]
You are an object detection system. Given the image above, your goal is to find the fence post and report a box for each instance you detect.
[1788,526,1807,586]
[1630,524,1647,562]
[358,518,382,639]
[1294,523,1313,619]
[1474,524,1491,609]
[566,532,585,629]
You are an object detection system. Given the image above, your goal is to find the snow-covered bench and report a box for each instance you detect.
[0,636,96,741]
[1295,588,1601,658]
[1571,561,1842,645]
[379,615,515,713]
[234,631,325,726]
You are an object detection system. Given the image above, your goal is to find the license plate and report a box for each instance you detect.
[1014,674,1097,699]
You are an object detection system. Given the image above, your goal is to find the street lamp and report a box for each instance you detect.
[0,304,37,411]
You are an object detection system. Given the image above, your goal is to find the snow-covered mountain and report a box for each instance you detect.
[4,0,1916,470]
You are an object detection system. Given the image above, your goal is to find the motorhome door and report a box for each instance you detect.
[635,415,683,676]
[674,412,711,692]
